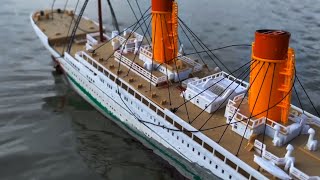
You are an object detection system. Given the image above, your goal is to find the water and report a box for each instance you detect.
[0,0,319,180]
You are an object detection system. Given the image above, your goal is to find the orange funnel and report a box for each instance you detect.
[249,30,295,124]
[152,0,178,64]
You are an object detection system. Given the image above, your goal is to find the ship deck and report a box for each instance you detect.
[33,11,320,178]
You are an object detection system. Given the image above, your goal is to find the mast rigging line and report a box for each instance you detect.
[62,0,70,17]
[261,63,276,155]
[62,0,80,55]
[293,85,305,114]
[51,0,57,19]
[115,15,154,81]
[135,0,152,43]
[216,61,265,142]
[178,17,234,76]
[177,20,209,71]
[126,0,151,46]
[159,14,173,106]
[66,0,89,53]
[235,63,270,156]
[161,10,192,123]
[295,74,320,117]
[106,0,120,33]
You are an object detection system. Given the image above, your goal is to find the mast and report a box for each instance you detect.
[98,0,105,42]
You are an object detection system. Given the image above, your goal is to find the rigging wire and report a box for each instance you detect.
[160,15,173,106]
[294,85,305,114]
[135,0,152,43]
[177,19,209,71]
[261,63,276,155]
[126,0,151,46]
[66,0,89,53]
[178,17,234,75]
[62,0,80,55]
[62,0,70,17]
[51,0,57,19]
[162,10,192,123]
[106,0,120,33]
[150,14,157,92]
[235,63,270,156]
[216,61,264,142]
[295,75,320,116]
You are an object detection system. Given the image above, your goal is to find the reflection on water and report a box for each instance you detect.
[0,0,319,179]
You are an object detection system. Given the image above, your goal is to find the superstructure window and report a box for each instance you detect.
[203,142,213,153]
[128,88,134,95]
[157,110,164,117]
[116,79,121,86]
[109,74,115,81]
[193,135,203,145]
[104,70,109,76]
[135,93,141,101]
[174,122,182,130]
[98,66,103,72]
[165,116,173,124]
[142,98,149,106]
[93,62,97,68]
[121,83,128,91]
[149,103,156,112]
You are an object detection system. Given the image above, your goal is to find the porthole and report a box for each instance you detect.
[229,175,232,179]
[215,165,218,169]
[198,152,200,156]
[222,170,224,174]
[209,160,212,164]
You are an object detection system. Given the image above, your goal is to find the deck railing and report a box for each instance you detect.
[254,140,316,180]
[114,51,167,85]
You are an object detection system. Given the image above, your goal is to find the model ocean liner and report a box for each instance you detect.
[31,0,320,179]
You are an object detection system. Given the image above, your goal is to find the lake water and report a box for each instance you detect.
[0,0,319,179]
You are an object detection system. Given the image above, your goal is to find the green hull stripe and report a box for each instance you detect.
[67,74,201,180]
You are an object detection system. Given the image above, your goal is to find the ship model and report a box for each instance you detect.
[31,0,320,179]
